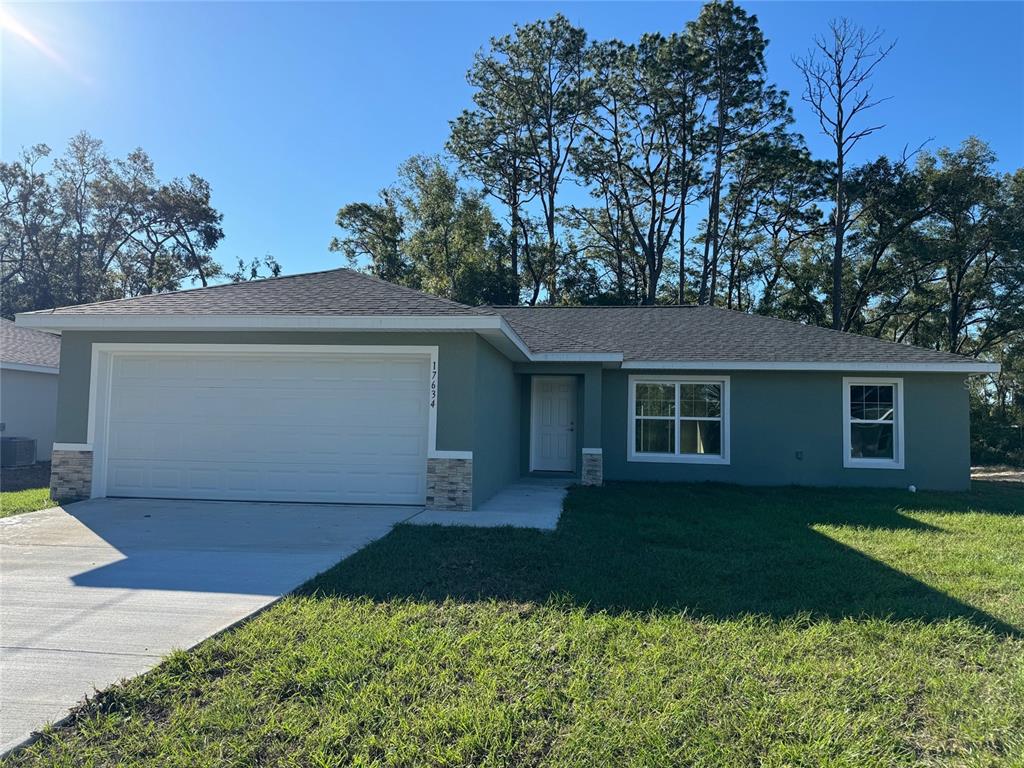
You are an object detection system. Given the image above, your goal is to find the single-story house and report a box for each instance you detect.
[15,269,997,509]
[1,318,60,462]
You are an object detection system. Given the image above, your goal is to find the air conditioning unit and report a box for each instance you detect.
[1,437,37,467]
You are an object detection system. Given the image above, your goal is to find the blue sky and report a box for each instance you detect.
[3,2,1022,278]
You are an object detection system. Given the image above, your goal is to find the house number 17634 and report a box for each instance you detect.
[430,361,437,408]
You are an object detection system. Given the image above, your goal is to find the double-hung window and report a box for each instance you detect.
[628,376,730,464]
[843,377,904,469]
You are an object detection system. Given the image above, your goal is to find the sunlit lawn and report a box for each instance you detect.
[0,463,55,518]
[6,481,1023,767]
[0,488,55,519]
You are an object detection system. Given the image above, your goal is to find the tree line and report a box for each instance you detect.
[1,0,1020,462]
[0,132,280,317]
[330,2,1022,462]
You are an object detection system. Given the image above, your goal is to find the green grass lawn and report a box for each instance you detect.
[1,463,55,518]
[0,487,55,518]
[6,481,1024,767]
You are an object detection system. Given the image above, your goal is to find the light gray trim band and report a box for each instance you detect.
[0,362,59,375]
[621,360,999,374]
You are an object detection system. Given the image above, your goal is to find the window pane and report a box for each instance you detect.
[850,384,894,421]
[850,423,894,459]
[636,419,675,453]
[679,419,721,456]
[680,383,721,417]
[636,383,675,417]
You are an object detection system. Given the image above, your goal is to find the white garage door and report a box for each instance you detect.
[101,350,430,504]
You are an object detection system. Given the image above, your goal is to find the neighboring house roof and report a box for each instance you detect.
[0,318,60,372]
[15,268,996,373]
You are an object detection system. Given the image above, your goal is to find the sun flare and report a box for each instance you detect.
[0,2,91,86]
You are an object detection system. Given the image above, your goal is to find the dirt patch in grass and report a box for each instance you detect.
[1,462,50,492]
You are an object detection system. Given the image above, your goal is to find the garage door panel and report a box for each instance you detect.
[102,351,430,504]
[151,467,184,491]
[109,460,428,503]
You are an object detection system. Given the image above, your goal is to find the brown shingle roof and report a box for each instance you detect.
[493,305,982,366]
[30,269,493,317]
[0,319,60,369]
[17,268,987,368]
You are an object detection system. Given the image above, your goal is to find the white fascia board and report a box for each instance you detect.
[531,351,624,363]
[621,360,1000,374]
[14,313,506,333]
[14,311,623,364]
[0,362,59,375]
[496,317,533,359]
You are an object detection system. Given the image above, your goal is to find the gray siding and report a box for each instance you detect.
[472,338,521,504]
[602,369,971,491]
[0,368,58,459]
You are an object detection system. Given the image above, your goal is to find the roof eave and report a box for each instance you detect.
[13,312,621,365]
[621,360,999,374]
[15,313,505,334]
[14,314,996,373]
[0,361,59,375]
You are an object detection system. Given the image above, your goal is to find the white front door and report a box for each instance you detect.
[530,376,577,472]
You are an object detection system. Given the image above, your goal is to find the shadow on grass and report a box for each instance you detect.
[300,481,1022,636]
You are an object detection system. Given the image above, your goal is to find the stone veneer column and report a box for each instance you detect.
[581,448,603,486]
[50,448,94,501]
[426,455,473,511]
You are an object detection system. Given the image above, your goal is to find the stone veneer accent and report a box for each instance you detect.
[426,456,472,511]
[581,449,603,486]
[50,449,94,501]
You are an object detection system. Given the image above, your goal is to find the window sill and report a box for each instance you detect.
[844,458,904,470]
[628,453,729,465]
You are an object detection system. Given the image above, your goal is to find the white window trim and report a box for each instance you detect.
[627,375,730,465]
[842,376,905,470]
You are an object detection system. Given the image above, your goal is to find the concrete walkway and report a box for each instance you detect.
[410,476,570,530]
[0,498,416,754]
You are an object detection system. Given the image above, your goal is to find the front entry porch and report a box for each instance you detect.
[410,476,570,530]
[518,366,604,488]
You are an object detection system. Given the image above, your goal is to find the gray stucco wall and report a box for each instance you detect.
[54,330,479,453]
[51,330,973,499]
[472,337,521,504]
[53,330,522,507]
[602,369,971,491]
[0,368,58,460]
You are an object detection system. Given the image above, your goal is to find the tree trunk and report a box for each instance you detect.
[510,206,519,284]
[546,187,558,304]
[644,256,659,305]
[832,92,846,331]
[700,109,726,306]
[832,150,845,330]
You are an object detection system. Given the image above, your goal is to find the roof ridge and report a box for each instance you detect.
[343,269,491,314]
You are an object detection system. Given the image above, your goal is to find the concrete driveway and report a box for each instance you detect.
[0,498,417,753]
